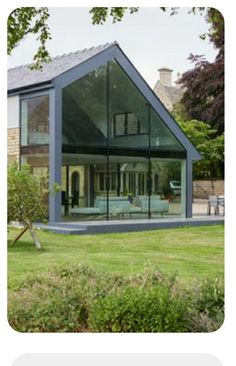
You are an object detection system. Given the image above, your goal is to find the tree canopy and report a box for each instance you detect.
[8,7,51,69]
[180,119,224,179]
[178,8,224,134]
[89,7,139,24]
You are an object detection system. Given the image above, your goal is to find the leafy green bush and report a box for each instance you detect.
[89,286,188,332]
[8,264,224,332]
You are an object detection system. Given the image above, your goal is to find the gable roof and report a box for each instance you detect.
[8,42,117,93]
[8,41,200,160]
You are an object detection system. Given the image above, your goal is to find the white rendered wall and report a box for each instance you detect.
[7,95,19,129]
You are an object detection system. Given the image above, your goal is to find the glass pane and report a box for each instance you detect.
[61,153,107,220]
[150,159,184,217]
[108,155,149,220]
[150,107,184,151]
[62,65,107,146]
[114,113,126,136]
[21,95,49,146]
[109,60,149,149]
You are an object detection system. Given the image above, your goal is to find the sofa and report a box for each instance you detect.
[137,195,169,215]
[70,196,141,217]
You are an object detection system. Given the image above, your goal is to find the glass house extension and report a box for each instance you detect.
[7,42,200,223]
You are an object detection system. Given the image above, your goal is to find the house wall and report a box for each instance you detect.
[193,180,224,198]
[8,96,20,163]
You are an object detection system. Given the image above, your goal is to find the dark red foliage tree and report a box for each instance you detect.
[178,8,224,134]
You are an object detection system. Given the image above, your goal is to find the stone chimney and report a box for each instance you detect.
[158,67,173,87]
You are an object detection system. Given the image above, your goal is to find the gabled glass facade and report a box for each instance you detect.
[60,60,187,220]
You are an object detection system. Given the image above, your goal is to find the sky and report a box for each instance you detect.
[8,7,218,88]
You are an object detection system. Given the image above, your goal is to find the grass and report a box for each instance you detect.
[8,225,224,290]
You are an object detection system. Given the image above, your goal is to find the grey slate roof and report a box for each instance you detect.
[164,84,184,105]
[153,80,184,111]
[8,42,117,92]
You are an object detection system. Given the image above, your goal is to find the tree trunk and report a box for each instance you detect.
[11,225,29,245]
[28,224,42,250]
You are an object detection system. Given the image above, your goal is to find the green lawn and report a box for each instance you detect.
[8,225,224,290]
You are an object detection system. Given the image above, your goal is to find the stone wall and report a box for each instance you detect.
[193,180,224,198]
[8,127,20,164]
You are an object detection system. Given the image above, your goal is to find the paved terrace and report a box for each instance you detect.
[35,200,224,235]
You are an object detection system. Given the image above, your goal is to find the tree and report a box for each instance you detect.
[89,7,139,24]
[178,8,224,134]
[173,105,224,178]
[8,7,51,69]
[7,7,138,69]
[8,163,58,249]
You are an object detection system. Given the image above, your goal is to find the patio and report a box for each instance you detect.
[36,200,224,235]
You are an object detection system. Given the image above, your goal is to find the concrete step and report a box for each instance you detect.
[36,225,87,235]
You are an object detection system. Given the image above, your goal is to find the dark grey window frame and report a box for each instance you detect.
[20,91,50,147]
[113,112,147,137]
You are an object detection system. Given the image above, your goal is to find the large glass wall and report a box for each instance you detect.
[61,154,150,221]
[150,107,184,152]
[150,159,183,218]
[108,155,149,220]
[61,59,187,221]
[62,65,107,146]
[109,60,149,150]
[60,153,185,220]
[61,154,108,220]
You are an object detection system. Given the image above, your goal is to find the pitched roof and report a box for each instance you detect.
[8,41,200,160]
[164,84,184,105]
[8,42,117,92]
[153,80,184,111]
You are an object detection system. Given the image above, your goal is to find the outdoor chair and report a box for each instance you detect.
[207,195,219,215]
[218,195,225,215]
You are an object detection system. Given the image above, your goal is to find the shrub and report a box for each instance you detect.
[89,286,188,332]
[185,278,224,332]
[8,264,224,332]
[8,265,127,332]
[8,272,89,332]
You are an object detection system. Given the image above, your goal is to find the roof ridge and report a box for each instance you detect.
[8,41,119,71]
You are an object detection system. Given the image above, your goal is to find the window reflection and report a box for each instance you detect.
[21,95,49,146]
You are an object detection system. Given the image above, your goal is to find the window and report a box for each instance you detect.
[62,65,107,146]
[21,95,49,146]
[97,172,117,191]
[114,113,126,136]
[114,112,146,137]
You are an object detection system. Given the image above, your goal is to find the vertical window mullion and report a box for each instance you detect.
[148,104,151,219]
[106,61,110,220]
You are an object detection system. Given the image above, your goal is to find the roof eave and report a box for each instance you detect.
[8,81,54,96]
